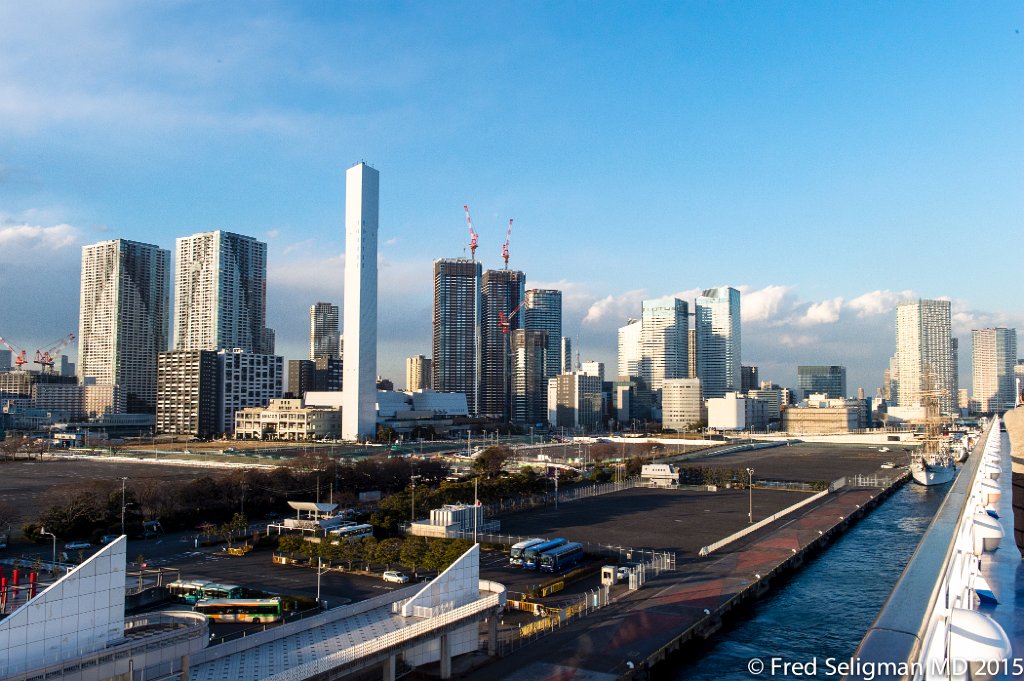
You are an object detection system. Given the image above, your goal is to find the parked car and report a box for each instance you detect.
[65,541,93,551]
[100,534,120,543]
[382,570,410,584]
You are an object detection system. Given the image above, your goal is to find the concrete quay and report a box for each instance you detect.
[468,477,907,681]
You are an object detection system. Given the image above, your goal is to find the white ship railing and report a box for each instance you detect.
[845,417,1010,681]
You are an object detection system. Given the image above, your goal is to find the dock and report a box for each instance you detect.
[471,475,907,681]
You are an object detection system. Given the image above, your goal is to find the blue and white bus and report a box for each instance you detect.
[522,538,567,570]
[539,542,584,573]
[509,538,545,566]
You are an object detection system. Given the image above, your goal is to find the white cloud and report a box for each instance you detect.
[847,289,915,318]
[0,222,81,261]
[383,237,399,246]
[582,289,648,325]
[739,285,796,324]
[800,297,844,325]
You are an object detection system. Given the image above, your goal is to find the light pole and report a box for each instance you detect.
[41,526,56,566]
[120,477,128,536]
[747,468,755,524]
[410,474,421,523]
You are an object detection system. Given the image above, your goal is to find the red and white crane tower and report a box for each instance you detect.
[35,333,76,373]
[0,335,29,369]
[502,218,513,269]
[463,204,479,261]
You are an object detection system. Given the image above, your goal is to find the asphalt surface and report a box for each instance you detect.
[683,442,903,483]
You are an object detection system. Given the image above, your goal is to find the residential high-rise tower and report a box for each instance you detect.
[432,258,482,416]
[972,328,1017,414]
[893,299,956,413]
[310,302,340,361]
[174,230,268,353]
[480,269,525,419]
[78,239,170,413]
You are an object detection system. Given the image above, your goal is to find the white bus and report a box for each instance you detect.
[329,523,374,541]
[509,538,545,566]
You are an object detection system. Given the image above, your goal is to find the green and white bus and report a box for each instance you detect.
[194,597,283,623]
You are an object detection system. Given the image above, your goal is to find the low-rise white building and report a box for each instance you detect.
[234,398,341,440]
[407,503,498,539]
[707,392,747,430]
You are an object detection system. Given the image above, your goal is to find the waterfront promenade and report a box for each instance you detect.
[469,482,902,681]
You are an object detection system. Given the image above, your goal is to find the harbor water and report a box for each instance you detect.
[671,481,952,680]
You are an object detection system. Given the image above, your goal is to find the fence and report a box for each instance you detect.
[481,476,643,517]
[495,587,610,656]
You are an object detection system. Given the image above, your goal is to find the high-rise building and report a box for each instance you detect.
[78,239,170,413]
[796,365,847,400]
[561,336,573,373]
[972,328,1018,414]
[741,366,759,393]
[661,378,704,431]
[618,319,642,378]
[549,371,603,430]
[696,287,741,399]
[342,162,379,440]
[156,350,220,438]
[580,360,605,383]
[893,299,956,413]
[432,258,482,415]
[524,289,562,381]
[687,327,697,379]
[174,230,267,353]
[638,297,688,391]
[480,269,525,419]
[406,354,432,391]
[511,329,548,426]
[310,302,340,361]
[219,349,283,435]
[288,359,316,398]
[0,349,10,372]
[314,356,342,392]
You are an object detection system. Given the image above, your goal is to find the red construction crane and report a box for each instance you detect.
[463,204,479,261]
[502,218,513,269]
[0,335,29,368]
[498,300,526,335]
[35,333,75,373]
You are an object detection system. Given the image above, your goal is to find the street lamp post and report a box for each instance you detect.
[40,526,56,566]
[120,477,128,536]
[747,468,755,524]
[410,475,421,523]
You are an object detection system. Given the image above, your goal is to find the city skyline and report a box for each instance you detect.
[1,3,1022,394]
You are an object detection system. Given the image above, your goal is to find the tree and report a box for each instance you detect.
[218,512,248,548]
[374,538,402,569]
[276,533,305,555]
[360,536,378,570]
[472,445,512,478]
[400,535,427,576]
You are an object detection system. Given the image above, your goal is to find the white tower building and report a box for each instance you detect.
[342,162,379,440]
[696,287,742,399]
[78,239,169,412]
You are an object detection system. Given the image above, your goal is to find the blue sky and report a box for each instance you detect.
[1,2,1022,394]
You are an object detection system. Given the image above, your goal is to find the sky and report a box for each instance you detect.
[1,2,1022,395]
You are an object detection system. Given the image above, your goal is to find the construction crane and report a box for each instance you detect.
[463,204,479,261]
[0,335,29,369]
[35,333,76,373]
[502,218,513,269]
[498,300,526,336]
